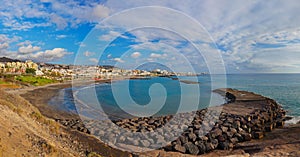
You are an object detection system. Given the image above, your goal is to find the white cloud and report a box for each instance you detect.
[93,5,110,19]
[113,58,124,63]
[18,44,41,54]
[0,34,71,62]
[89,58,99,64]
[150,53,161,58]
[56,35,67,39]
[0,0,111,30]
[84,51,95,57]
[131,51,141,58]
[2,1,300,72]
[99,1,300,73]
[50,13,68,29]
[30,48,72,62]
[150,53,167,58]
[0,42,9,50]
[99,31,121,41]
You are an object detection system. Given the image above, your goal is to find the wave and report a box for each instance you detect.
[285,115,300,124]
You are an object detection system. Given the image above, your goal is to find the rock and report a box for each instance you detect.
[117,136,126,143]
[217,135,226,142]
[253,132,264,139]
[188,133,197,142]
[179,135,188,144]
[276,120,284,127]
[174,144,186,153]
[232,121,241,129]
[234,133,244,142]
[196,141,206,154]
[225,131,233,139]
[245,115,252,122]
[154,135,165,144]
[125,137,136,145]
[107,134,116,144]
[221,126,228,132]
[230,128,237,134]
[200,136,208,141]
[211,139,219,149]
[211,128,222,138]
[184,142,199,155]
[205,142,214,152]
[265,123,273,132]
[218,141,230,150]
[230,137,239,144]
[140,140,151,147]
[163,145,173,151]
[242,133,252,141]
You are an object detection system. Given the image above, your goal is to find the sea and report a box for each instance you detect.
[49,74,300,123]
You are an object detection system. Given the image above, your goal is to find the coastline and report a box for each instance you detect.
[7,79,300,156]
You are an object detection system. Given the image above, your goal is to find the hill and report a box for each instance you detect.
[0,57,22,63]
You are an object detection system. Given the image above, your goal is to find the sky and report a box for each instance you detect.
[1,0,300,73]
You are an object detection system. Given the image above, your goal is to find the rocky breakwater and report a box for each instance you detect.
[163,88,287,155]
[57,89,287,156]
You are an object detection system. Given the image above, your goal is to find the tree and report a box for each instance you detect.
[26,68,36,75]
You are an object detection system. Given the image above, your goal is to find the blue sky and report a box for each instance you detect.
[1,0,300,73]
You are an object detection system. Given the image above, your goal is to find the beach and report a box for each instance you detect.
[5,80,300,157]
[6,79,132,157]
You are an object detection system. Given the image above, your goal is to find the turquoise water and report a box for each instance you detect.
[54,74,300,121]
[75,76,225,119]
[225,74,300,119]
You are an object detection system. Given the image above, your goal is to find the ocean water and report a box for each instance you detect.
[225,74,300,123]
[51,74,300,121]
[74,76,225,119]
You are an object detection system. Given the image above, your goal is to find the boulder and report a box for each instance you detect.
[241,133,252,141]
[174,144,186,153]
[265,123,273,132]
[188,133,197,142]
[253,132,264,139]
[140,140,151,147]
[184,142,199,155]
[217,135,226,142]
[218,141,230,150]
[196,141,206,154]
[211,128,222,138]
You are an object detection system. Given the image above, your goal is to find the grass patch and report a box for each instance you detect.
[0,79,21,89]
[15,76,57,86]
[0,79,7,84]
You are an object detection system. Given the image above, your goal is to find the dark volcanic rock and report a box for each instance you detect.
[195,141,206,154]
[218,141,230,150]
[184,142,199,155]
[174,144,186,153]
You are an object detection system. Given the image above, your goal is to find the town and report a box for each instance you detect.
[0,57,202,87]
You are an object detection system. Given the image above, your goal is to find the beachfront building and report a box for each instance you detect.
[0,60,39,74]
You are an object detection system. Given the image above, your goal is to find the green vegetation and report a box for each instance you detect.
[25,68,36,74]
[0,79,7,84]
[15,75,57,86]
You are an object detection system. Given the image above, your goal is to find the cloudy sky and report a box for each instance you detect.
[1,0,300,73]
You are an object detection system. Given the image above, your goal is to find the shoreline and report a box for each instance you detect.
[7,78,124,120]
[8,79,300,156]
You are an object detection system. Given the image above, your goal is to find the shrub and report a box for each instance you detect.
[25,68,36,74]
